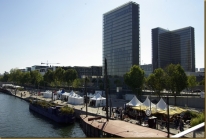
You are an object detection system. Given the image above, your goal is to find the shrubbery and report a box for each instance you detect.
[60,105,74,115]
[190,112,205,127]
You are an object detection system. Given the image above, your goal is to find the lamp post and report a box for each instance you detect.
[167,94,170,138]
[83,75,88,117]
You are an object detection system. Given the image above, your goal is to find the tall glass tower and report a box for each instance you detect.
[152,26,195,72]
[103,2,140,77]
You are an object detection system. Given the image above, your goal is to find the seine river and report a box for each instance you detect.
[0,92,86,138]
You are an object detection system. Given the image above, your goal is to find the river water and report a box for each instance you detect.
[0,92,86,138]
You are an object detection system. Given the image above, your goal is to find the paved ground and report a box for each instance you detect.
[9,89,205,138]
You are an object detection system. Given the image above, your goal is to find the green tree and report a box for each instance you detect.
[164,64,188,106]
[20,72,31,85]
[199,77,205,85]
[72,78,83,89]
[151,68,166,98]
[63,69,78,87]
[30,70,43,88]
[43,69,55,85]
[9,68,23,84]
[54,67,65,86]
[1,73,10,82]
[124,65,145,99]
[187,75,197,92]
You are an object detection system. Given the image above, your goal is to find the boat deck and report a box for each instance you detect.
[80,115,170,137]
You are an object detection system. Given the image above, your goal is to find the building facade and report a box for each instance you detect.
[152,26,195,72]
[103,1,140,77]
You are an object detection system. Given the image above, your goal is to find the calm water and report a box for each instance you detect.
[0,92,86,138]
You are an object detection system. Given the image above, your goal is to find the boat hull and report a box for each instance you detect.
[29,104,75,124]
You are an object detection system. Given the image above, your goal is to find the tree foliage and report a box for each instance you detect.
[124,65,145,98]
[30,70,43,87]
[9,68,23,84]
[164,64,188,106]
[187,75,197,91]
[63,69,78,87]
[146,68,166,98]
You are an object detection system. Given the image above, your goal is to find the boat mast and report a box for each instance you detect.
[104,58,109,121]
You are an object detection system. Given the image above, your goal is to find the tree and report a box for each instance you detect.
[43,69,55,85]
[63,69,78,87]
[1,73,10,82]
[164,64,188,106]
[20,72,31,85]
[154,68,165,97]
[30,70,43,88]
[124,65,145,99]
[9,68,23,84]
[187,75,197,92]
[199,77,205,85]
[72,78,83,89]
[54,67,65,86]
[146,74,155,91]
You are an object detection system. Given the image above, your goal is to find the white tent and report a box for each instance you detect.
[62,92,70,100]
[156,98,167,110]
[126,96,142,106]
[90,93,106,107]
[142,96,156,108]
[67,91,84,105]
[42,91,52,98]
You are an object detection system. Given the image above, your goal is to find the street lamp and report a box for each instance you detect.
[83,75,88,117]
[167,94,170,138]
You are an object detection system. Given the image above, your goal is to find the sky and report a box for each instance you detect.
[0,0,204,74]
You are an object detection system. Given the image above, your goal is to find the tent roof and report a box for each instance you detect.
[142,96,156,108]
[156,98,167,110]
[91,93,105,100]
[126,96,142,106]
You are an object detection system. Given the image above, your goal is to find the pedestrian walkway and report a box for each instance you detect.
[12,89,205,138]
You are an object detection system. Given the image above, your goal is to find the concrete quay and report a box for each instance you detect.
[6,89,205,138]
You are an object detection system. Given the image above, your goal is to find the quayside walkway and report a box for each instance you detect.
[7,89,205,138]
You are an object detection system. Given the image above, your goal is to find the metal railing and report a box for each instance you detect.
[171,122,205,138]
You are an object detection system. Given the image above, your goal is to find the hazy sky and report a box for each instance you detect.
[0,0,204,74]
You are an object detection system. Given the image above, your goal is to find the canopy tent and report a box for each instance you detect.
[61,92,70,100]
[142,96,156,108]
[156,106,187,116]
[156,98,167,110]
[42,91,52,98]
[126,96,142,106]
[90,93,106,107]
[67,91,84,105]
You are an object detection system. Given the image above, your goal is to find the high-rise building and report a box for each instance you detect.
[103,1,140,77]
[152,26,195,72]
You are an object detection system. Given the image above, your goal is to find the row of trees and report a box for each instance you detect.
[0,64,203,106]
[124,64,200,106]
[0,68,78,89]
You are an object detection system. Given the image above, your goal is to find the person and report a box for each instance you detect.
[21,92,22,98]
[179,118,184,132]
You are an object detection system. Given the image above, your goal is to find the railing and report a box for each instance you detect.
[171,122,205,138]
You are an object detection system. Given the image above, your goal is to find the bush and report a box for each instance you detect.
[190,112,205,127]
[60,105,74,115]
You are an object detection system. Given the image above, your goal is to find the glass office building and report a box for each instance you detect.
[103,2,140,77]
[152,26,195,72]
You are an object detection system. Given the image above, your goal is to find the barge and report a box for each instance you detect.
[79,115,169,137]
[29,101,75,124]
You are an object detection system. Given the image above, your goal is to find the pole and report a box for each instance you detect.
[150,92,151,111]
[105,58,109,121]
[167,95,170,138]
[85,77,88,117]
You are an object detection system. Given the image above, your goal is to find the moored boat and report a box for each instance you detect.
[29,100,75,124]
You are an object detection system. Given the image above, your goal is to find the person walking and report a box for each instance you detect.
[179,118,184,132]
